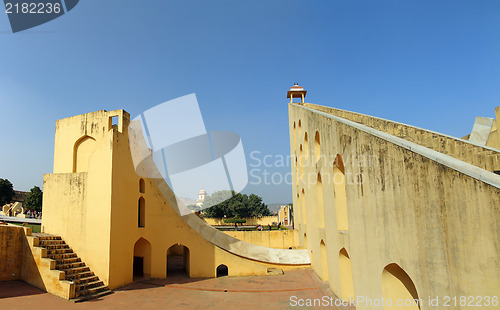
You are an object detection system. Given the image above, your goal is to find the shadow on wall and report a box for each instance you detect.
[382,263,420,310]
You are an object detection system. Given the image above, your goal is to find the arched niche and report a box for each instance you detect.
[73,135,96,173]
[382,263,421,310]
[333,154,348,231]
[339,248,355,300]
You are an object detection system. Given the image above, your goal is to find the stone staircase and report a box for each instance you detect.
[34,234,112,302]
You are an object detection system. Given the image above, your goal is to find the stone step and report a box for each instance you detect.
[66,271,94,281]
[47,248,73,255]
[36,236,62,241]
[44,244,70,250]
[61,266,90,275]
[75,285,108,298]
[39,239,65,246]
[72,275,99,285]
[48,253,77,260]
[56,262,86,270]
[71,289,113,303]
[55,257,81,265]
[32,234,113,302]
[76,280,104,292]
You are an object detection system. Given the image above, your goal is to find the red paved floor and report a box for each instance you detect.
[0,270,355,309]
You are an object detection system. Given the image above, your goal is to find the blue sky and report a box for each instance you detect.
[0,0,499,204]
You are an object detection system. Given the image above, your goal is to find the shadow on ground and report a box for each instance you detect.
[0,281,45,299]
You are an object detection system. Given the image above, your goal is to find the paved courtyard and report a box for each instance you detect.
[0,269,355,309]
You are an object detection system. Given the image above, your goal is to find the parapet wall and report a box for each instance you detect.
[305,103,500,172]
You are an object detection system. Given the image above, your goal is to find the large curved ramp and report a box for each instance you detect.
[128,120,310,266]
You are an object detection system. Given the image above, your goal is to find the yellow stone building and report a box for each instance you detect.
[288,85,500,309]
[39,108,309,297]
[277,205,292,226]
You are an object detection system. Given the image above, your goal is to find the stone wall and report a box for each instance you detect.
[202,216,278,226]
[306,103,500,172]
[222,230,297,249]
[0,224,23,281]
[290,102,500,310]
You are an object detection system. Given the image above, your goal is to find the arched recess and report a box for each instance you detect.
[298,119,302,138]
[167,244,190,277]
[317,173,325,228]
[293,122,297,151]
[304,132,309,160]
[314,131,321,163]
[73,135,96,173]
[299,145,304,180]
[295,156,299,185]
[133,238,151,279]
[339,248,355,300]
[216,264,228,277]
[333,154,348,231]
[319,240,328,281]
[382,263,421,310]
[138,197,145,227]
[139,178,145,193]
[301,189,306,225]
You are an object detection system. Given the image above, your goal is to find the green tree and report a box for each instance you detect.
[25,186,43,212]
[203,191,271,218]
[0,178,15,206]
[202,190,233,217]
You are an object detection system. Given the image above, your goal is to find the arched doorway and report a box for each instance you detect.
[167,244,190,277]
[382,263,421,310]
[216,264,228,277]
[133,238,151,280]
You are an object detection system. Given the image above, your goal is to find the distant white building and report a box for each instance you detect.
[195,188,207,207]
